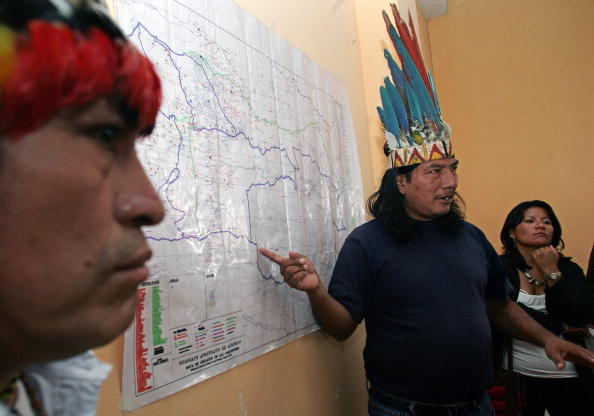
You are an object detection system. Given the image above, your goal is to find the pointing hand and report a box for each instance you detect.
[259,248,321,292]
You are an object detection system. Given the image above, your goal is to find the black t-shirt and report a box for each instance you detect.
[328,219,509,403]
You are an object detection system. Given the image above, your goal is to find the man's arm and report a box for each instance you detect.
[488,298,594,369]
[259,248,357,341]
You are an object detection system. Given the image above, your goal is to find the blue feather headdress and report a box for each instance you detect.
[377,3,452,168]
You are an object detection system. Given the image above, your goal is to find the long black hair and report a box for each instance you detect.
[366,165,465,243]
[500,200,566,271]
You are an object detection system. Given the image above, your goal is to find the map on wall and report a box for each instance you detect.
[114,0,364,410]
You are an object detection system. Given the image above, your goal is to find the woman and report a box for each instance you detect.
[499,200,594,416]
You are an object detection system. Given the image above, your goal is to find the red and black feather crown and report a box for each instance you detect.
[0,0,162,139]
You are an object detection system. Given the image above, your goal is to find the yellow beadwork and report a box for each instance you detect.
[0,25,16,86]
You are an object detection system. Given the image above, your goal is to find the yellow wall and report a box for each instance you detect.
[428,0,594,267]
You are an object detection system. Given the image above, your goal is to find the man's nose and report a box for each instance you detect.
[441,168,458,188]
[114,155,165,227]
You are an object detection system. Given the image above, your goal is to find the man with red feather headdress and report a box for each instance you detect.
[0,0,165,413]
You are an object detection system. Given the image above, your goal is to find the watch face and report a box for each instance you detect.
[548,272,562,280]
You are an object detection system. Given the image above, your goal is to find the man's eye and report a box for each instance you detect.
[88,125,121,149]
[97,127,117,143]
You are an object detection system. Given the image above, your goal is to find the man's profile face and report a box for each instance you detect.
[396,158,459,221]
[0,99,164,364]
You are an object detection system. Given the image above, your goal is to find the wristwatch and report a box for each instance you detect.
[546,272,562,281]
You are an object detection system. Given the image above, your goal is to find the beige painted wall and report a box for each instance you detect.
[428,0,594,267]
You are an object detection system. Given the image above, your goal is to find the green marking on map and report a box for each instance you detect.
[152,286,168,346]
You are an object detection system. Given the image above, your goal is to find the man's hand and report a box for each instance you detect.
[489,299,594,369]
[259,248,320,292]
[258,247,357,341]
[543,335,594,370]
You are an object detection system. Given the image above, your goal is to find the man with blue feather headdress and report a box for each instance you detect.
[260,3,594,415]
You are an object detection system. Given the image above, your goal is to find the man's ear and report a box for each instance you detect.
[396,174,407,194]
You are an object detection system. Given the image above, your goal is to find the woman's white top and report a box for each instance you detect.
[504,290,578,378]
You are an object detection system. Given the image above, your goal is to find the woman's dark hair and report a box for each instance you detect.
[366,165,465,243]
[500,200,566,271]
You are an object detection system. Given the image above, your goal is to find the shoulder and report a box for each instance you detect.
[458,221,493,247]
[24,351,111,415]
[559,256,579,267]
[461,221,487,237]
[499,253,513,264]
[499,253,517,278]
[558,257,585,277]
[341,220,394,258]
[347,219,390,241]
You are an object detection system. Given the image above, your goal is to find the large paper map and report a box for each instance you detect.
[114,0,364,410]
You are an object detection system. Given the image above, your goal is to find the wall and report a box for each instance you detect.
[96,0,421,414]
[428,0,594,267]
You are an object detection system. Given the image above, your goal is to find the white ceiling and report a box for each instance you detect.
[417,0,448,19]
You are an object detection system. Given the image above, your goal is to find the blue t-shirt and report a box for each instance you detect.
[328,219,509,403]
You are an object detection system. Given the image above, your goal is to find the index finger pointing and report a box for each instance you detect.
[259,247,286,265]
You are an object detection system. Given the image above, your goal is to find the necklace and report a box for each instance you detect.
[20,371,47,416]
[524,271,545,287]
[0,373,19,407]
[0,372,47,416]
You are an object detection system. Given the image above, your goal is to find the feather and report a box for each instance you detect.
[428,71,441,115]
[379,85,401,145]
[382,10,395,47]
[404,81,422,126]
[390,3,435,105]
[384,49,405,96]
[384,76,409,135]
[385,130,400,152]
[411,129,425,145]
[407,10,434,102]
[376,106,386,128]
[407,11,423,64]
[388,23,439,123]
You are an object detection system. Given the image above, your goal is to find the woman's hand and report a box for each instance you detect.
[532,245,560,276]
